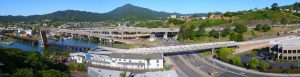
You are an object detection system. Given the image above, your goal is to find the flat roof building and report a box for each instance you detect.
[70,52,164,70]
[270,39,300,60]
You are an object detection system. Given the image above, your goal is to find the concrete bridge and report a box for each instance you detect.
[51,27,180,44]
[112,35,298,54]
[120,41,238,54]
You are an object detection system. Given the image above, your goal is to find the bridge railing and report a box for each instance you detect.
[124,41,238,54]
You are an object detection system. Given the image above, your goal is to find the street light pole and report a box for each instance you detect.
[211,48,217,77]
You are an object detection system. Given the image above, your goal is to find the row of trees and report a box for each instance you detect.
[247,57,270,71]
[208,24,246,42]
[217,47,270,71]
[254,24,272,32]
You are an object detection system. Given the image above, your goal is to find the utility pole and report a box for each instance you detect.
[211,48,217,77]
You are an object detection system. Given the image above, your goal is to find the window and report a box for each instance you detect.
[157,64,159,67]
[124,59,126,61]
[288,56,292,60]
[288,50,292,53]
[119,59,121,61]
[293,50,297,53]
[284,50,287,53]
[283,57,287,60]
[129,60,131,62]
[157,60,159,63]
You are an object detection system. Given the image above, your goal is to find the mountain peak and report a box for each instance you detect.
[123,4,134,7]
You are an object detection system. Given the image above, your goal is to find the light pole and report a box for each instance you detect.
[211,48,217,77]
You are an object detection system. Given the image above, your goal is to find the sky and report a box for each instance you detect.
[0,0,299,16]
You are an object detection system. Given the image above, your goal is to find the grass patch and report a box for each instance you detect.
[199,51,213,57]
[163,65,171,71]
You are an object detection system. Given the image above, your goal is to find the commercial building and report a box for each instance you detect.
[70,52,164,70]
[270,39,300,60]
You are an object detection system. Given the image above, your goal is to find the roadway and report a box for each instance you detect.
[168,53,245,77]
[169,51,300,77]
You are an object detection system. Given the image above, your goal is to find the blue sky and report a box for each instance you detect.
[0,0,299,16]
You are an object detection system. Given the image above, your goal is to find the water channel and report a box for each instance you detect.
[0,37,99,53]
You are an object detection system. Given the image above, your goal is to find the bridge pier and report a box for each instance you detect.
[174,34,178,40]
[88,36,91,42]
[163,32,168,39]
[71,34,74,38]
[149,34,156,41]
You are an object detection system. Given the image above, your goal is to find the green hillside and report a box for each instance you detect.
[225,10,300,24]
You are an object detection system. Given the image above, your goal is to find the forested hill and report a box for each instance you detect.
[0,4,206,23]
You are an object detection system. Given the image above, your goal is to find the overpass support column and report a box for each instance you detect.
[88,36,91,42]
[79,35,82,40]
[149,34,156,41]
[71,34,74,38]
[163,32,168,39]
[174,33,178,40]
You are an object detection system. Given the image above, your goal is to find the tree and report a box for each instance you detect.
[38,69,69,77]
[271,3,279,10]
[248,58,259,70]
[255,24,271,32]
[196,27,207,37]
[232,56,243,67]
[234,24,247,33]
[222,28,233,37]
[120,71,127,77]
[144,56,151,69]
[262,25,271,32]
[77,63,87,71]
[258,60,270,71]
[209,29,220,38]
[167,19,185,25]
[236,33,244,42]
[217,47,235,62]
[68,63,77,71]
[12,68,34,77]
[31,28,37,35]
[255,24,263,31]
[251,30,256,38]
[42,49,51,57]
[229,33,237,41]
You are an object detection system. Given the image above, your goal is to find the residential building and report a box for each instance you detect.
[170,15,177,19]
[70,52,86,63]
[70,52,164,69]
[201,17,208,20]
